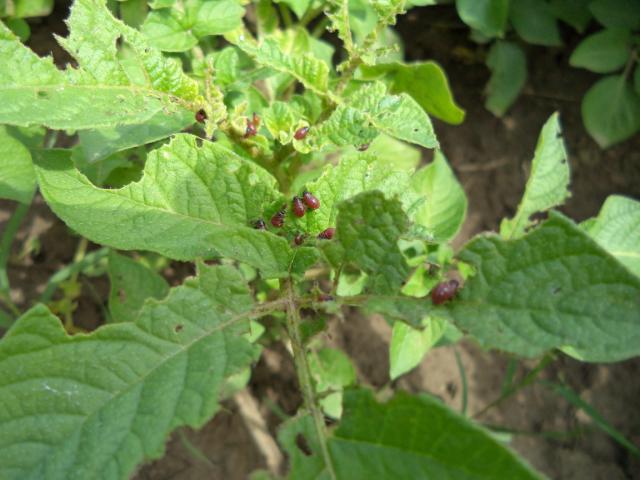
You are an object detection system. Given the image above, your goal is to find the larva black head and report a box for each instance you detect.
[302,190,320,210]
[294,126,310,140]
[292,196,306,217]
[195,109,207,123]
[253,219,266,230]
[430,279,460,305]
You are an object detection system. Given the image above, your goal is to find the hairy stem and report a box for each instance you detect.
[285,280,336,479]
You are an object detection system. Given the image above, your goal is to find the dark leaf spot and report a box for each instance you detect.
[174,324,184,333]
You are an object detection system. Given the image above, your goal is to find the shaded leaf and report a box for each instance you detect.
[281,389,545,479]
[485,41,527,116]
[549,0,592,32]
[107,251,169,322]
[589,0,640,29]
[0,127,35,203]
[79,109,194,163]
[455,0,509,38]
[570,28,632,73]
[581,75,640,148]
[509,0,562,46]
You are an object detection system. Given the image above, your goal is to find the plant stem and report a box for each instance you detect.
[453,347,468,416]
[0,201,30,317]
[0,202,29,293]
[39,247,110,303]
[285,279,336,480]
[278,3,293,28]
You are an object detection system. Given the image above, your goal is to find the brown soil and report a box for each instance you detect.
[1,3,639,480]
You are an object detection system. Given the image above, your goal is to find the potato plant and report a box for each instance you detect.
[0,0,639,479]
[454,0,640,148]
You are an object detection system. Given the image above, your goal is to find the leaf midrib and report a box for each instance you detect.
[21,308,253,479]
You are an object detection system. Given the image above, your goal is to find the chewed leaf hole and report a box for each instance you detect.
[295,433,312,456]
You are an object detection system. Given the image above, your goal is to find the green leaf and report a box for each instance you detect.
[309,348,356,419]
[0,0,199,130]
[107,251,169,322]
[141,9,198,51]
[0,127,35,203]
[455,0,509,38]
[12,0,53,17]
[500,113,570,239]
[331,191,410,293]
[5,17,30,41]
[79,109,194,163]
[348,0,378,43]
[583,195,640,277]
[228,33,330,96]
[589,0,640,29]
[34,134,313,278]
[71,147,141,187]
[485,41,527,116]
[142,0,245,52]
[274,0,311,18]
[366,134,422,171]
[119,0,148,28]
[0,263,258,480]
[581,75,640,148]
[549,0,592,32]
[301,82,438,152]
[389,317,446,380]
[411,150,467,243]
[570,29,632,73]
[450,212,640,362]
[301,153,416,235]
[360,61,465,125]
[262,101,302,144]
[364,295,432,328]
[282,389,544,479]
[509,0,562,46]
[634,65,640,95]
